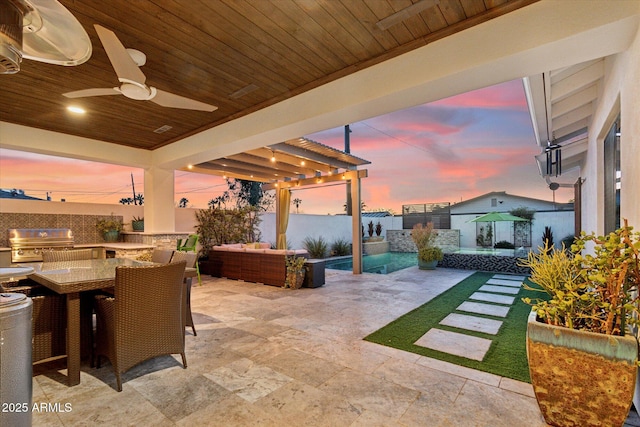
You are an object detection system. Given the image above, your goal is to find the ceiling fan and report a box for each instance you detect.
[63,24,217,112]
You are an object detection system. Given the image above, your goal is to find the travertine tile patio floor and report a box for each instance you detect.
[30,267,639,426]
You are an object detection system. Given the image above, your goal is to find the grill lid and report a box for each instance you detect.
[8,228,74,248]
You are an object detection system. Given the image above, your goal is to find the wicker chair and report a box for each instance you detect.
[169,251,197,336]
[42,248,94,262]
[0,280,67,364]
[31,292,67,363]
[151,249,174,264]
[93,261,187,391]
[176,234,201,284]
[43,248,95,359]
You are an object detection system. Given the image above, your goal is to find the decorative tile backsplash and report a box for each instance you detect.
[0,213,124,246]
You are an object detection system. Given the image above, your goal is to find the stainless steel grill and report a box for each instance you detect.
[8,228,75,263]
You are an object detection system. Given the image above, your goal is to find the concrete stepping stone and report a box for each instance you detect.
[414,328,492,361]
[486,279,522,288]
[457,301,510,318]
[479,284,520,295]
[469,292,515,305]
[440,313,503,335]
[493,274,526,281]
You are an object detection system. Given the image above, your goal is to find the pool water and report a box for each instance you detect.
[325,252,417,274]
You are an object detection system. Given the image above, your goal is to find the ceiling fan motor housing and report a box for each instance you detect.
[119,80,156,100]
[0,0,28,74]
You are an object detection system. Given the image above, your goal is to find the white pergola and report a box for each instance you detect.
[181,136,370,273]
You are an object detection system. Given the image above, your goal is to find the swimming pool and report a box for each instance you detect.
[325,252,417,274]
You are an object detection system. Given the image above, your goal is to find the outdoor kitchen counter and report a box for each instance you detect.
[75,243,155,260]
[0,248,11,268]
[74,243,154,250]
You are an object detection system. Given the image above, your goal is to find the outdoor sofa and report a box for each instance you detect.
[209,243,308,287]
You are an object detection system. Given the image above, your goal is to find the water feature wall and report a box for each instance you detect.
[386,229,460,253]
[439,253,530,274]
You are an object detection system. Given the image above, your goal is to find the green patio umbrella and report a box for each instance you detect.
[467,212,529,223]
[467,212,529,247]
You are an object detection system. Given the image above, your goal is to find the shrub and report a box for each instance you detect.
[195,206,261,257]
[542,226,554,251]
[375,221,383,237]
[509,206,535,221]
[367,221,374,237]
[561,234,575,251]
[494,240,515,249]
[418,246,443,262]
[476,225,492,247]
[331,238,351,256]
[302,236,328,258]
[411,222,437,249]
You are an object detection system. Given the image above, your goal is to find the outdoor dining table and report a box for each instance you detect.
[23,258,196,387]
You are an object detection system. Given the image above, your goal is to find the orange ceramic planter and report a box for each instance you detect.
[526,310,638,427]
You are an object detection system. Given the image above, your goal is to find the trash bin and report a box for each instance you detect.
[0,292,33,427]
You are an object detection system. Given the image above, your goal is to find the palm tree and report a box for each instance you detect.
[178,197,189,208]
[343,200,367,213]
[292,197,302,214]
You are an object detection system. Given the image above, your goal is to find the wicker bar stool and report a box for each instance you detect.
[43,248,96,360]
[93,261,187,391]
[42,248,94,262]
[0,279,67,365]
[176,234,201,284]
[169,251,197,336]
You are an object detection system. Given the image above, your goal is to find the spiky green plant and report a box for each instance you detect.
[331,238,352,256]
[302,236,328,258]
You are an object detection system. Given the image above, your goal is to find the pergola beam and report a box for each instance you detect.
[227,153,317,176]
[263,169,367,190]
[247,147,331,173]
[270,142,357,170]
[183,165,275,183]
[205,158,297,179]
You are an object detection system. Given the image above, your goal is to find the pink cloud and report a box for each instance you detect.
[433,80,528,111]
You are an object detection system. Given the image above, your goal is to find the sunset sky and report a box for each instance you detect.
[0,79,575,214]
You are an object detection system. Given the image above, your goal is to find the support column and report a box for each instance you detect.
[351,174,362,274]
[144,167,175,232]
[275,188,282,248]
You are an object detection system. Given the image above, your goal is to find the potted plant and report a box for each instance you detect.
[411,222,443,270]
[520,219,640,427]
[131,216,144,231]
[375,221,383,238]
[284,255,306,289]
[367,221,375,239]
[96,214,123,242]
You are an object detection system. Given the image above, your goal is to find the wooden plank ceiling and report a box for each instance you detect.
[1,0,537,151]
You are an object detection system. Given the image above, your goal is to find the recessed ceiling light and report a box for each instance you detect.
[67,106,86,114]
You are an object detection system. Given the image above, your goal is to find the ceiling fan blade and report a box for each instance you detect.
[94,24,146,85]
[63,88,121,98]
[151,89,218,112]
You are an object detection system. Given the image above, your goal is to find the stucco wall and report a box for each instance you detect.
[387,229,460,253]
[582,21,640,234]
[452,210,575,249]
[1,198,576,254]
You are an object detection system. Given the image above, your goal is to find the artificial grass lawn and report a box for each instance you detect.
[364,271,543,383]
